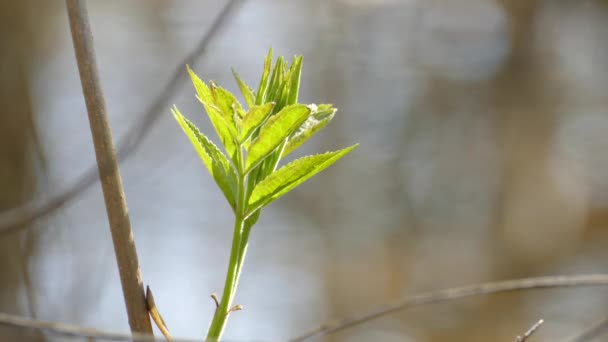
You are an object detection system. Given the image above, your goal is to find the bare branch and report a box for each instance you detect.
[66,0,152,333]
[563,317,608,342]
[2,275,607,341]
[290,274,608,342]
[0,311,198,342]
[0,0,244,236]
[516,319,544,342]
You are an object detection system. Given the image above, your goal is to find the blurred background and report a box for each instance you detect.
[1,0,608,341]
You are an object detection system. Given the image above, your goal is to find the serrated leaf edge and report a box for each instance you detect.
[172,106,238,210]
[244,104,311,173]
[247,144,358,212]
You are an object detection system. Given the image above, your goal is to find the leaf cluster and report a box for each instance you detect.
[173,49,356,229]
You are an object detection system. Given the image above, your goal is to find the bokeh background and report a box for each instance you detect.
[2,0,608,341]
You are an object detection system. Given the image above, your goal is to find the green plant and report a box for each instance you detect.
[172,49,357,341]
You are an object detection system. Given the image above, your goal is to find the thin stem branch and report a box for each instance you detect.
[3,274,608,341]
[516,319,544,342]
[0,312,199,342]
[289,274,608,342]
[66,0,152,334]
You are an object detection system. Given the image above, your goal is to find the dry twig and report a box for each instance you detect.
[2,274,608,341]
[516,319,544,342]
[67,0,152,333]
[290,274,608,342]
[0,312,195,342]
[0,0,243,236]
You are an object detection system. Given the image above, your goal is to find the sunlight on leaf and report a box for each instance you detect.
[232,69,256,109]
[173,106,238,210]
[211,82,246,119]
[284,104,336,156]
[245,104,311,173]
[187,67,238,159]
[286,56,303,105]
[255,48,273,105]
[248,145,358,211]
[266,56,286,102]
[240,102,275,143]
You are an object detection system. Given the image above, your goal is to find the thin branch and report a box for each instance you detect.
[290,274,608,342]
[66,0,152,334]
[563,317,608,342]
[0,0,244,236]
[516,319,544,342]
[0,312,198,342]
[2,275,607,341]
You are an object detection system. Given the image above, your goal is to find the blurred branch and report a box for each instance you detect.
[0,312,198,342]
[290,274,608,342]
[563,317,608,342]
[66,0,152,334]
[516,319,544,342]
[2,275,607,341]
[0,0,244,236]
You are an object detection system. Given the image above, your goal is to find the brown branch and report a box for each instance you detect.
[290,274,608,342]
[0,0,244,236]
[516,319,544,342]
[66,0,152,334]
[2,275,607,341]
[0,312,199,342]
[563,317,608,342]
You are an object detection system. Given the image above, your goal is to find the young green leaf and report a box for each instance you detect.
[239,102,275,143]
[266,56,286,103]
[210,82,246,119]
[232,69,255,109]
[209,106,239,160]
[283,104,336,157]
[286,56,303,105]
[173,106,238,210]
[255,48,273,105]
[187,65,214,104]
[187,67,238,159]
[244,104,311,173]
[248,144,357,211]
[274,75,290,112]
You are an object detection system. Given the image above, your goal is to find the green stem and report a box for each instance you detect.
[234,222,253,288]
[206,147,247,341]
[206,212,243,340]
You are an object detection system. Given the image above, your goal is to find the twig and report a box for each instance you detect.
[290,274,608,342]
[562,317,608,342]
[0,311,199,342]
[66,0,152,334]
[146,286,173,341]
[0,0,244,236]
[1,275,607,341]
[516,319,544,342]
